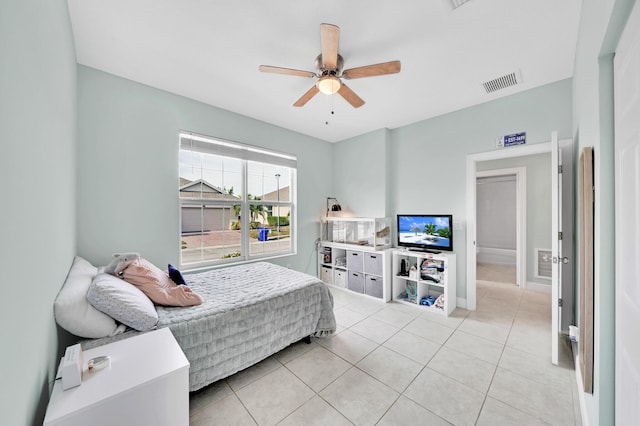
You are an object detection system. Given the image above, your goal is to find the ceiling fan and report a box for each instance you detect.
[259,23,401,108]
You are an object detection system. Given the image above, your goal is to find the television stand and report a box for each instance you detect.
[391,250,456,316]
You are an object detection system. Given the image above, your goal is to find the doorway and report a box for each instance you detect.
[466,142,572,310]
[466,139,574,364]
[475,167,526,288]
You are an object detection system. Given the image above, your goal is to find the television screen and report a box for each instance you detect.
[397,214,453,252]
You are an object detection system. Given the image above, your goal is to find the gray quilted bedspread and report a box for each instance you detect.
[83,262,336,392]
[161,262,335,391]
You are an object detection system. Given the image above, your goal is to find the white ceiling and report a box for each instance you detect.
[67,0,582,143]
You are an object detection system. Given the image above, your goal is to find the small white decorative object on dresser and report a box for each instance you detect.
[391,249,457,316]
[44,328,189,426]
[318,217,392,301]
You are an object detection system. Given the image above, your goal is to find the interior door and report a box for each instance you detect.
[550,130,562,365]
[614,1,640,423]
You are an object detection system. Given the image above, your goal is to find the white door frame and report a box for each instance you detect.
[466,142,561,310]
[476,167,527,288]
[550,131,561,365]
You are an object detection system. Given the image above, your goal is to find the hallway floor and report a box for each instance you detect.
[189,279,582,425]
[476,262,517,284]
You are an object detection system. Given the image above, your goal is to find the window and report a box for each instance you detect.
[179,132,296,268]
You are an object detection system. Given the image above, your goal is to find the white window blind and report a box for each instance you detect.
[179,132,297,168]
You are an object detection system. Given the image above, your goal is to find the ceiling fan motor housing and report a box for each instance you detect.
[315,54,344,76]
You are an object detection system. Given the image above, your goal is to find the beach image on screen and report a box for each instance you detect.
[398,216,451,247]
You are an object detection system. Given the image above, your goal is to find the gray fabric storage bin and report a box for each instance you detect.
[347,271,364,293]
[364,253,383,276]
[346,250,364,272]
[365,275,383,298]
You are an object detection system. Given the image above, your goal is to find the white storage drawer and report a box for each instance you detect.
[334,269,347,287]
[346,250,364,272]
[364,252,383,276]
[365,275,383,299]
[348,271,364,293]
[321,266,333,284]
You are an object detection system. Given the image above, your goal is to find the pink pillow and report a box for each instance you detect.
[122,258,203,306]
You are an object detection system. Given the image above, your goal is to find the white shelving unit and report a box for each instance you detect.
[318,217,392,301]
[391,249,457,316]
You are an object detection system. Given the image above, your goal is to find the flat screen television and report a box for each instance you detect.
[397,214,453,252]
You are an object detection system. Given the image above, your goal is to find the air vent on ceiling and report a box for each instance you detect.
[482,71,522,94]
[448,0,472,9]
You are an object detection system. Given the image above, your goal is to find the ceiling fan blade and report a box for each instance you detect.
[337,83,365,108]
[320,23,340,69]
[293,85,320,107]
[259,65,316,78]
[342,60,401,79]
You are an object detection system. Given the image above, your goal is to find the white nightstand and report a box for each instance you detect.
[44,328,190,426]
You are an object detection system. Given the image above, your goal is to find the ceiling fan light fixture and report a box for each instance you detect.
[317,75,341,95]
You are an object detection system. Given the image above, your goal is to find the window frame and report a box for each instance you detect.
[179,131,297,270]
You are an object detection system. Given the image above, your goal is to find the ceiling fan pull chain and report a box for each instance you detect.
[325,93,335,125]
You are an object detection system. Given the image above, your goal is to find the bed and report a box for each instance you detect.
[80,261,336,392]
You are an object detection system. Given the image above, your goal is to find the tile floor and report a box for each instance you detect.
[476,262,517,284]
[189,279,582,426]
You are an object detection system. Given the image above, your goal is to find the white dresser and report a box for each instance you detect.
[44,328,190,426]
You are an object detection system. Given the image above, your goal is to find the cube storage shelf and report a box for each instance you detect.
[318,216,392,301]
[319,242,391,301]
[391,249,457,316]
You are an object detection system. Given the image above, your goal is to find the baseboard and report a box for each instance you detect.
[456,297,467,309]
[525,281,552,293]
[572,341,590,426]
[476,247,516,265]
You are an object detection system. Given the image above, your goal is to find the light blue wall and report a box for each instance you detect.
[477,153,552,286]
[572,0,635,424]
[0,0,78,424]
[337,79,572,302]
[332,129,390,217]
[76,66,333,275]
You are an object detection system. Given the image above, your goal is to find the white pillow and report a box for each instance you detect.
[87,274,159,331]
[54,256,125,338]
